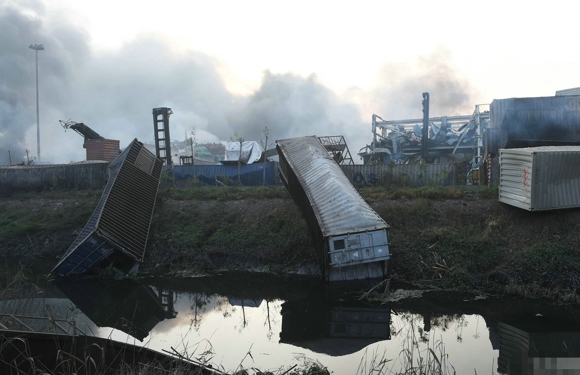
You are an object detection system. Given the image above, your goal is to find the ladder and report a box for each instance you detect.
[152,107,173,165]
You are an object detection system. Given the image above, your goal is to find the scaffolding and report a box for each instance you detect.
[317,135,355,165]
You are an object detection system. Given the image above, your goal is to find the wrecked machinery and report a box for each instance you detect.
[277,136,390,282]
[60,120,121,162]
[358,93,490,183]
[52,139,163,277]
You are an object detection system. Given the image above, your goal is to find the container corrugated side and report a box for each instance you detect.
[499,149,533,210]
[555,88,580,96]
[53,139,163,276]
[491,97,580,149]
[530,147,580,210]
[276,136,390,281]
[86,139,120,162]
[499,146,580,211]
[277,137,388,237]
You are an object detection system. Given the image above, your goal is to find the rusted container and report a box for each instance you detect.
[86,138,120,162]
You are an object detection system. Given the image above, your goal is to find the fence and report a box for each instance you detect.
[0,162,460,196]
[0,162,109,197]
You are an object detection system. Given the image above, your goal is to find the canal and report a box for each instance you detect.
[2,271,580,374]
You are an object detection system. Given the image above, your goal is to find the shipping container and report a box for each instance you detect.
[499,146,580,211]
[86,138,120,162]
[555,87,580,96]
[52,139,163,276]
[276,136,390,281]
[490,96,580,149]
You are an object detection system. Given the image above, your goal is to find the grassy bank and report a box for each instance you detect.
[1,185,580,303]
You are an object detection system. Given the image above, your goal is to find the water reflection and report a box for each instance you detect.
[497,317,580,374]
[24,274,580,374]
[52,277,176,340]
[280,298,390,356]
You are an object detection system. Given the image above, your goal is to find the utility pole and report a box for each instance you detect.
[29,44,44,162]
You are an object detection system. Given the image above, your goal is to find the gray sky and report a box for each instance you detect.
[1,0,578,164]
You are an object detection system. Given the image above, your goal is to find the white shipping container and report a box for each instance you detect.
[499,146,580,211]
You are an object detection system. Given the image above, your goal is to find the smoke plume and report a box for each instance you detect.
[0,2,475,165]
[0,0,90,164]
[368,48,476,120]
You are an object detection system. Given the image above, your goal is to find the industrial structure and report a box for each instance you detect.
[52,139,163,277]
[60,120,120,162]
[317,135,355,165]
[277,136,390,282]
[359,95,489,165]
[152,107,173,166]
[360,92,580,195]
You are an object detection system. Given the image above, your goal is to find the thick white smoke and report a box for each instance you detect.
[0,2,476,165]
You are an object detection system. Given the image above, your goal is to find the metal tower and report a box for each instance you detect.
[152,107,173,166]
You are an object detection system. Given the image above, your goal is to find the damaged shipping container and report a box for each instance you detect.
[276,136,390,281]
[52,139,163,276]
[499,146,580,211]
[490,96,580,149]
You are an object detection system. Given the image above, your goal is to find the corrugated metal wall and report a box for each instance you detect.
[1,161,462,196]
[341,163,458,187]
[98,140,163,260]
[173,162,282,185]
[555,87,580,96]
[0,162,109,197]
[174,162,458,187]
[491,96,580,149]
[53,140,164,276]
[86,139,120,162]
[276,136,390,282]
[499,146,580,210]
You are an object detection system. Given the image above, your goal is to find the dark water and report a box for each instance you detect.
[4,272,580,374]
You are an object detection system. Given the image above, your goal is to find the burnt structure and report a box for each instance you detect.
[490,96,580,149]
[60,120,120,162]
[483,95,580,187]
[52,139,163,277]
[360,99,489,166]
[362,93,580,187]
[277,136,390,282]
[317,135,355,165]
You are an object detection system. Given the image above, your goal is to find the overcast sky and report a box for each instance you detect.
[1,0,578,164]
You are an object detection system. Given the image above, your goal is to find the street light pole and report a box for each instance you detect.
[29,43,44,163]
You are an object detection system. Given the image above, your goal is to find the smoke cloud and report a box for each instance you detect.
[0,2,475,165]
[228,71,364,146]
[367,48,476,120]
[0,0,90,164]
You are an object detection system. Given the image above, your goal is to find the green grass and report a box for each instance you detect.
[160,186,290,201]
[0,200,95,242]
[358,185,496,202]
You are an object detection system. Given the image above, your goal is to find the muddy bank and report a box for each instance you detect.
[1,187,580,303]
